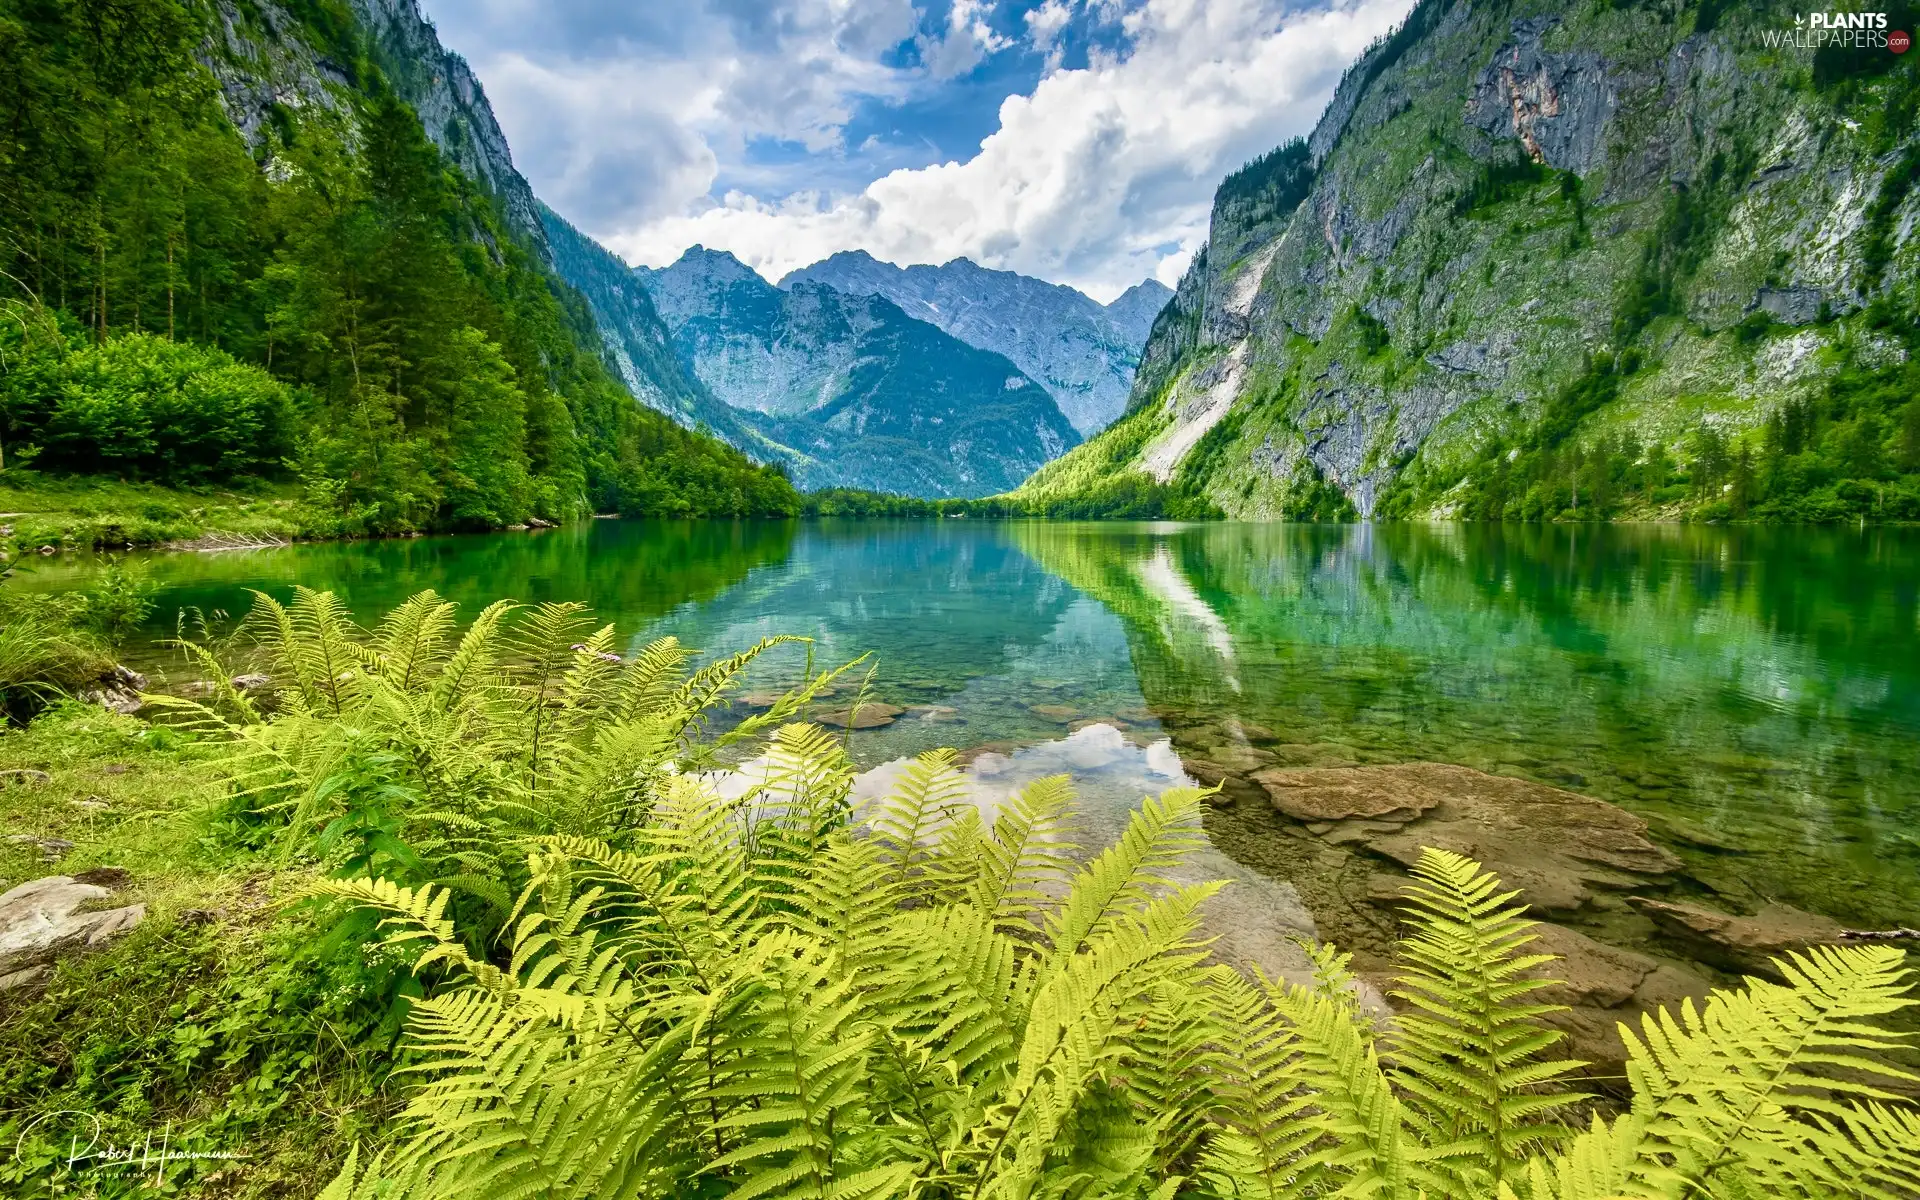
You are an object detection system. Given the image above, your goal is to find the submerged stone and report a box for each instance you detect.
[1258,762,1680,915]
[815,701,905,729]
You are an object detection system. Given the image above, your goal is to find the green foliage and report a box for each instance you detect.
[7,587,1918,1196]
[0,591,109,721]
[0,320,296,484]
[1215,139,1314,224]
[257,606,1911,1200]
[1453,155,1567,218]
[154,588,856,907]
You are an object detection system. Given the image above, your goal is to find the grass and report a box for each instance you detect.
[0,472,306,555]
[0,703,396,1198]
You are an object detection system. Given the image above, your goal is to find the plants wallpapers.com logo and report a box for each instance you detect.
[1760,11,1911,51]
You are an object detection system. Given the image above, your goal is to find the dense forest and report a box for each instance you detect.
[0,0,798,534]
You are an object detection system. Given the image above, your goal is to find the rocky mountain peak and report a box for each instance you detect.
[782,252,1168,436]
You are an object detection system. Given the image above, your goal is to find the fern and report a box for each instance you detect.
[1389,849,1584,1190]
[192,593,1914,1200]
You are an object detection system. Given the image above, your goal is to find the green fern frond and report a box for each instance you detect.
[1044,785,1206,962]
[368,589,458,691]
[1622,943,1918,1198]
[1389,847,1584,1188]
[430,599,516,715]
[966,773,1080,930]
[868,747,971,897]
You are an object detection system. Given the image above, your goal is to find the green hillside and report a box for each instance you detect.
[1012,0,1920,523]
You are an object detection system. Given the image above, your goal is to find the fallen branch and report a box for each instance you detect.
[1839,928,1920,943]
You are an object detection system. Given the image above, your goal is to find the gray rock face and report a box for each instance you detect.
[1751,285,1827,326]
[782,252,1169,436]
[641,249,875,418]
[347,0,551,259]
[0,874,145,993]
[1465,17,1616,176]
[200,0,355,153]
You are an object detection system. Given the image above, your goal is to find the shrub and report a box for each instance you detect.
[1,331,297,485]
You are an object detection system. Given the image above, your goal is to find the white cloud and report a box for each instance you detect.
[430,0,924,228]
[608,0,1412,300]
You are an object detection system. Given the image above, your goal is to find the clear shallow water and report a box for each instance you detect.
[26,518,1920,934]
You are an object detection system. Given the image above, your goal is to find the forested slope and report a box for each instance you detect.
[0,0,797,534]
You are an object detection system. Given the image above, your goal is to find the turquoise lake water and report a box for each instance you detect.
[28,518,1920,938]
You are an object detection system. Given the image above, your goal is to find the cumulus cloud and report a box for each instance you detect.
[428,0,924,228]
[429,0,1414,301]
[607,0,1411,299]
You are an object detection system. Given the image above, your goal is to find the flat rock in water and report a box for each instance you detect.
[1262,763,1681,915]
[1627,896,1845,978]
[906,705,961,723]
[1253,764,1447,822]
[0,875,145,993]
[815,702,904,729]
[1029,704,1080,723]
[1522,922,1712,1082]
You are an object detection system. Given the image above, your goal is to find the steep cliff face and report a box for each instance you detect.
[538,208,770,450]
[783,251,1169,436]
[346,0,551,259]
[637,248,1082,497]
[1019,0,1920,518]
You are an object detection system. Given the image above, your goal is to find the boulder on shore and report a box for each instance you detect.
[0,873,144,994]
[80,666,147,716]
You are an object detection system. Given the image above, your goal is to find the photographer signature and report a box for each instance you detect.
[14,1111,250,1185]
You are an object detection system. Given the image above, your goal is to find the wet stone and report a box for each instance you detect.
[1258,763,1681,916]
[1627,896,1846,978]
[815,702,905,730]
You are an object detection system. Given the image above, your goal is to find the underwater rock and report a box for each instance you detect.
[1259,762,1680,915]
[906,705,962,723]
[1265,743,1363,769]
[815,701,905,729]
[1627,897,1845,978]
[1523,922,1713,1084]
[0,874,145,994]
[1029,704,1080,723]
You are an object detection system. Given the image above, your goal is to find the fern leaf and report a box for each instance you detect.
[1389,848,1584,1190]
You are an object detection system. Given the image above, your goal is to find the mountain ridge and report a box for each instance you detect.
[636,247,1082,497]
[1013,0,1920,523]
[782,250,1170,436]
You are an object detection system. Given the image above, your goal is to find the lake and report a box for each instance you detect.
[27,518,1920,973]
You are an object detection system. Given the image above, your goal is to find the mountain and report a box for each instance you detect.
[344,0,551,260]
[1015,0,1920,523]
[782,252,1170,436]
[537,205,780,453]
[636,248,1081,497]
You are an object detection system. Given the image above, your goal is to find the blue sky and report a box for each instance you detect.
[423,0,1412,300]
